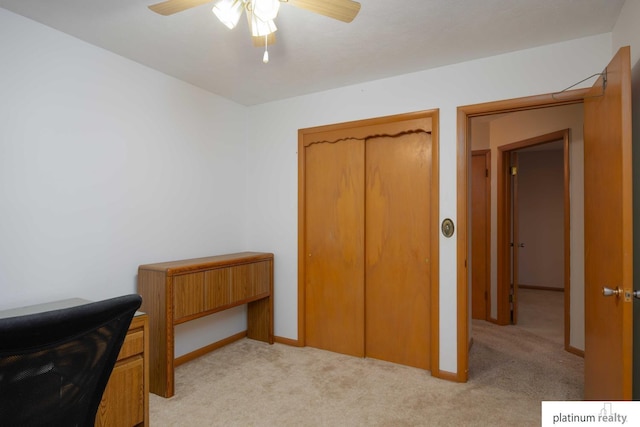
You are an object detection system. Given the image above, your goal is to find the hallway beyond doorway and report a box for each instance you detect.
[517,288,564,346]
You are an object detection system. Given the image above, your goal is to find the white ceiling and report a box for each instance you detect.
[0,0,625,106]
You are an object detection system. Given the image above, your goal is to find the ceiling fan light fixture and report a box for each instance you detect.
[250,15,277,37]
[150,0,362,64]
[251,0,280,22]
[212,0,244,30]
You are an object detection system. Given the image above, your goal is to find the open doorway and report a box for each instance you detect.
[463,104,585,401]
[498,132,569,346]
[468,105,584,355]
[458,97,584,384]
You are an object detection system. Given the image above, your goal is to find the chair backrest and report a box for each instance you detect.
[0,294,142,427]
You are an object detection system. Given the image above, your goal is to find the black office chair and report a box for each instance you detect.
[0,294,142,427]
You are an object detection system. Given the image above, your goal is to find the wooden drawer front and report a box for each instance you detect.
[230,264,251,302]
[251,261,271,295]
[173,272,204,320]
[230,261,271,303]
[96,356,144,427]
[118,330,144,361]
[204,268,231,310]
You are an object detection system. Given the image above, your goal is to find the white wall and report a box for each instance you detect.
[246,35,611,374]
[0,9,250,357]
[613,0,640,65]
[470,121,491,151]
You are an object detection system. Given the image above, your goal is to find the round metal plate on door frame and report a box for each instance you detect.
[441,218,455,238]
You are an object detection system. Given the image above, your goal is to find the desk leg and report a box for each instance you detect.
[247,297,273,344]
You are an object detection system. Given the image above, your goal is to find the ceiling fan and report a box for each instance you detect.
[147,0,362,63]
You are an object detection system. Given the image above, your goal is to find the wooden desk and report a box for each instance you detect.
[0,299,149,427]
[137,251,274,398]
[96,313,149,427]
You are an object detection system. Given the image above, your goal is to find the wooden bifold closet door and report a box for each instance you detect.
[300,112,435,370]
[304,136,366,357]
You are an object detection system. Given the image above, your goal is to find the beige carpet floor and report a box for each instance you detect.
[516,288,564,345]
[150,290,582,426]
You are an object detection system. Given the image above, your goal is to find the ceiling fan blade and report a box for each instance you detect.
[286,0,361,23]
[148,0,212,16]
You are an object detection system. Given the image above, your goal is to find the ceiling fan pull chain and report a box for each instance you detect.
[263,34,269,63]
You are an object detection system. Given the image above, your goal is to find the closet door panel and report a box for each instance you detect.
[304,138,365,357]
[365,132,431,369]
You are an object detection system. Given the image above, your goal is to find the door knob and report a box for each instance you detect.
[602,286,621,297]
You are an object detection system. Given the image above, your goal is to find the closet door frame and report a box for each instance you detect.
[297,109,442,376]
